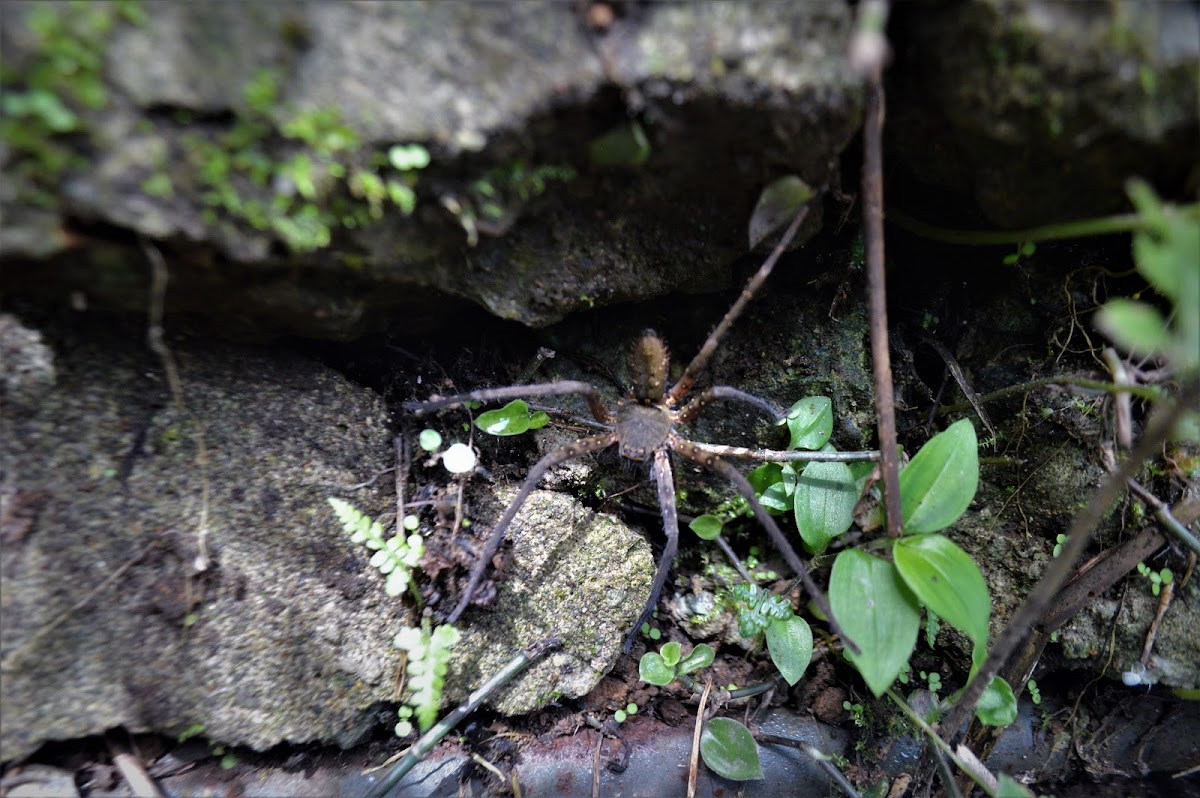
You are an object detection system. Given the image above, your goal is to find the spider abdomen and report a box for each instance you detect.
[615,401,672,461]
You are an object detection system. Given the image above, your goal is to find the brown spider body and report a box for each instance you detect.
[407,198,871,653]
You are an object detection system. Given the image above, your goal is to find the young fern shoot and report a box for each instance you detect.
[407,192,861,653]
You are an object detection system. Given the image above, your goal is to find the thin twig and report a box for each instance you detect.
[687,677,714,798]
[857,16,902,536]
[936,374,1164,415]
[1126,478,1200,557]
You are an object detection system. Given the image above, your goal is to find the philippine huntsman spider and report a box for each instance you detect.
[406,197,875,651]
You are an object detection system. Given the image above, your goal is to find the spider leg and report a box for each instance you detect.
[446,430,617,624]
[404,381,613,424]
[674,386,781,424]
[670,434,861,655]
[668,199,817,403]
[624,447,680,652]
[684,441,880,462]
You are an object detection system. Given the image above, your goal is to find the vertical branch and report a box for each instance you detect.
[854,2,902,536]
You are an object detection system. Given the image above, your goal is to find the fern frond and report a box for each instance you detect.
[329,497,425,597]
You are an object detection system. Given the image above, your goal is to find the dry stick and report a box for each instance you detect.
[1126,477,1200,557]
[940,381,1200,740]
[861,65,903,536]
[687,677,714,798]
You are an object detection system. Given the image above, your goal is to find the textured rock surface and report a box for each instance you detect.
[0,322,400,761]
[0,1,862,338]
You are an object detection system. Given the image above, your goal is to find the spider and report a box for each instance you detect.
[406,199,872,652]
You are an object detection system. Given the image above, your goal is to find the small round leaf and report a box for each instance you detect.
[689,514,724,540]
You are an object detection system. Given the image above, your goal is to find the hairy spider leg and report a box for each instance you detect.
[625,447,680,652]
[445,430,617,624]
[403,381,613,425]
[671,434,861,655]
[668,200,816,404]
[674,385,782,423]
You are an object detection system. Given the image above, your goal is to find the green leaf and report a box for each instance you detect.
[996,774,1037,798]
[638,652,676,686]
[793,460,857,554]
[1095,298,1171,357]
[528,410,550,429]
[747,462,784,495]
[587,121,650,168]
[677,643,715,676]
[894,534,990,664]
[975,676,1018,727]
[765,616,813,686]
[689,514,724,541]
[748,175,816,250]
[418,429,443,452]
[759,481,793,514]
[830,550,920,697]
[660,641,682,667]
[899,418,978,533]
[700,718,763,781]
[475,399,535,436]
[388,143,431,171]
[785,397,833,450]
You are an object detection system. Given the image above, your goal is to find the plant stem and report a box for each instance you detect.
[887,202,1200,246]
[1126,479,1200,557]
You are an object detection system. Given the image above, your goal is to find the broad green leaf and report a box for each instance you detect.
[1095,299,1171,357]
[830,550,920,697]
[894,534,990,663]
[475,400,534,436]
[700,718,763,781]
[766,616,813,686]
[660,641,682,667]
[975,676,1018,727]
[899,418,978,533]
[689,514,724,541]
[748,175,816,251]
[677,643,715,676]
[785,397,833,450]
[996,774,1036,798]
[638,652,675,686]
[794,460,857,554]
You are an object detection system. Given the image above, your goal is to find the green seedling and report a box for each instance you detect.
[1136,561,1174,596]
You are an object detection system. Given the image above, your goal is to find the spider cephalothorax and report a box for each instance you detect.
[406,199,871,651]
